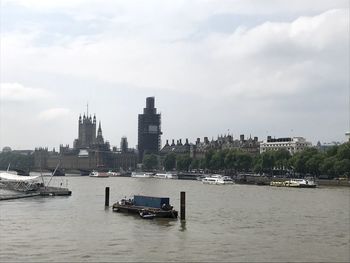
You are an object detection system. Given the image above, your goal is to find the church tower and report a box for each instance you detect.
[75,112,97,149]
[96,121,105,145]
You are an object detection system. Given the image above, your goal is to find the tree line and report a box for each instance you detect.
[0,152,34,172]
[143,142,350,178]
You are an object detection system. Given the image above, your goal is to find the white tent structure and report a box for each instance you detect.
[0,171,42,192]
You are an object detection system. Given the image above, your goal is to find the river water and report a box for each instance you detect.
[0,176,349,262]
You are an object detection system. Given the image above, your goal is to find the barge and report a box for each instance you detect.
[112,195,178,219]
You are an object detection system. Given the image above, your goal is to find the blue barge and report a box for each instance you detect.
[112,195,178,219]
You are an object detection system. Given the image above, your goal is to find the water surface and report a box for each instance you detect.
[0,177,349,262]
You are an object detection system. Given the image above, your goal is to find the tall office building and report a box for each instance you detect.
[138,97,162,162]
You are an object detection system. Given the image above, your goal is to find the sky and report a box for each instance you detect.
[0,0,349,150]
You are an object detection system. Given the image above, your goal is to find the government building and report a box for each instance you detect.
[34,112,137,172]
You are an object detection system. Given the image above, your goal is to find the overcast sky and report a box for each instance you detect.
[0,0,349,150]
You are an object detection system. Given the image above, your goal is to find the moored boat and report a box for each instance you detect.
[89,170,109,178]
[270,178,317,188]
[202,174,234,185]
[107,170,121,177]
[154,172,178,179]
[131,172,154,178]
[112,195,178,219]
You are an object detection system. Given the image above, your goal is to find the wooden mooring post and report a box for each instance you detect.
[105,187,110,207]
[180,191,186,221]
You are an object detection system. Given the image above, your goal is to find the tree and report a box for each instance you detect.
[190,159,200,170]
[336,142,350,160]
[261,151,275,173]
[209,151,225,171]
[334,159,350,177]
[274,149,291,170]
[305,153,324,176]
[224,150,237,172]
[203,150,215,170]
[143,154,158,170]
[163,153,176,171]
[0,152,34,171]
[176,155,192,171]
[236,152,253,172]
[320,157,336,178]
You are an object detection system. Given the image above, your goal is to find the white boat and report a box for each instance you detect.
[131,172,154,178]
[286,178,317,188]
[270,178,317,188]
[202,174,234,185]
[107,170,121,177]
[154,172,178,179]
[89,170,109,178]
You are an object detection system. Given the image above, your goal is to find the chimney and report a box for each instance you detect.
[240,134,244,141]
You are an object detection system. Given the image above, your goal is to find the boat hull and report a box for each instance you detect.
[112,203,178,218]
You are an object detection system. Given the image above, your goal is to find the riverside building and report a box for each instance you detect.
[34,111,137,172]
[260,136,312,155]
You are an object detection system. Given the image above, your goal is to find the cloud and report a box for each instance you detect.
[0,82,53,101]
[0,1,348,148]
[2,8,347,98]
[37,108,71,121]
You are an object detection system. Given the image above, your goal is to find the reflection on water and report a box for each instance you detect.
[179,221,187,232]
[0,177,349,262]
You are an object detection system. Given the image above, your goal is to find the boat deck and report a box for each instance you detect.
[112,203,178,218]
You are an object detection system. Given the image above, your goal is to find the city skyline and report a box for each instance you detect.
[0,0,349,150]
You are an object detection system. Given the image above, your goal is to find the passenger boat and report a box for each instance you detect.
[154,172,178,179]
[202,174,234,185]
[89,170,109,178]
[131,172,154,178]
[270,178,317,188]
[107,170,121,177]
[112,195,178,219]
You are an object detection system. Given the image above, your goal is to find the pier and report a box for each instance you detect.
[0,193,40,201]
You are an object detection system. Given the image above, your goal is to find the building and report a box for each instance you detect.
[138,97,162,162]
[260,136,312,155]
[316,141,342,152]
[346,132,350,142]
[192,134,260,159]
[160,139,192,157]
[73,114,97,148]
[160,134,260,161]
[34,111,137,171]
